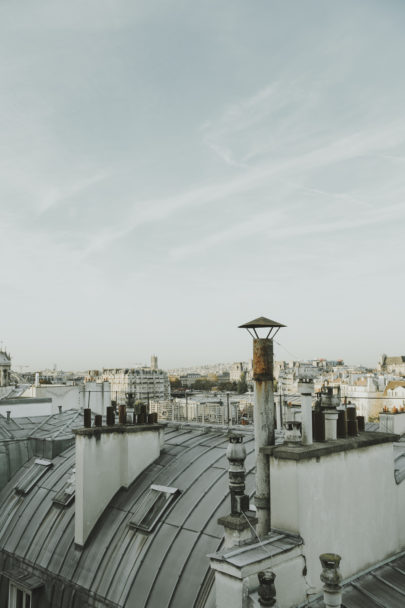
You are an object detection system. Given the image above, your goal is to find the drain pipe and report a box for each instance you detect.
[239,316,286,538]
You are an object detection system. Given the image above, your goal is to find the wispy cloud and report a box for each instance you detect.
[38,170,110,214]
[79,113,405,258]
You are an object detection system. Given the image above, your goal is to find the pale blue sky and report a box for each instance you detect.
[1,0,404,370]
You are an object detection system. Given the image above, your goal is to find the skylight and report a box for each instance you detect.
[52,469,75,507]
[14,459,53,496]
[129,484,180,533]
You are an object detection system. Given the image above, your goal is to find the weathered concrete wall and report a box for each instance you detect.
[0,399,53,418]
[211,543,306,608]
[74,425,162,546]
[270,440,405,592]
[22,382,111,416]
[380,412,405,435]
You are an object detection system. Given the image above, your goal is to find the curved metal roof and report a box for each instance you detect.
[0,424,256,607]
[0,410,83,493]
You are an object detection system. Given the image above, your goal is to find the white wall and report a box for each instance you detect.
[380,412,405,435]
[75,426,162,546]
[270,441,405,592]
[23,382,111,415]
[0,400,53,417]
[211,543,307,608]
[23,384,81,412]
[83,381,111,415]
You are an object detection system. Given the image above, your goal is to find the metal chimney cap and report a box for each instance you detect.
[239,316,286,340]
[238,316,286,329]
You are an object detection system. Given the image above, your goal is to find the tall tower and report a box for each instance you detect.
[151,355,158,370]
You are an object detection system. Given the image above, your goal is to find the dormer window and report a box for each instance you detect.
[14,459,52,496]
[2,568,43,608]
[9,583,31,608]
[52,469,75,507]
[129,484,180,533]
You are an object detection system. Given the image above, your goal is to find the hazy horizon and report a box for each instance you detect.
[1,1,404,370]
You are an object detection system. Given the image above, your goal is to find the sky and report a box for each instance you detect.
[0,0,404,371]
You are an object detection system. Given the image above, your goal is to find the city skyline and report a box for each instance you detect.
[1,1,404,369]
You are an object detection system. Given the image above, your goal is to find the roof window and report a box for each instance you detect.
[52,468,75,507]
[14,459,52,496]
[129,484,180,533]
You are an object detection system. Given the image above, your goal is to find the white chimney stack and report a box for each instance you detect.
[73,412,163,546]
[298,379,313,445]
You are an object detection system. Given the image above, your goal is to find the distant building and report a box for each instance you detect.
[179,372,202,387]
[229,362,244,382]
[339,374,383,419]
[0,350,11,387]
[383,380,405,410]
[216,371,230,384]
[379,354,405,376]
[99,363,170,405]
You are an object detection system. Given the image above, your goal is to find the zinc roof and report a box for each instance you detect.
[308,552,405,608]
[0,425,256,608]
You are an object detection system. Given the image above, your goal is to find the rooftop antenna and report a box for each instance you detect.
[238,316,286,538]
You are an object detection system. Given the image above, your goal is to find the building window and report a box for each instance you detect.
[8,583,32,608]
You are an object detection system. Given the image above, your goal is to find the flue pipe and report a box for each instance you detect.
[298,379,313,445]
[239,316,286,538]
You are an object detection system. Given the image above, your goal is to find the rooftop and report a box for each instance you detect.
[262,431,399,461]
[0,424,256,608]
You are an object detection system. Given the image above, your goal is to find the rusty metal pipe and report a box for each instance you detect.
[253,338,274,537]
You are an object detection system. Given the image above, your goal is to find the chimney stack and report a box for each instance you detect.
[239,316,286,538]
[298,378,314,445]
[74,414,163,546]
[320,387,339,441]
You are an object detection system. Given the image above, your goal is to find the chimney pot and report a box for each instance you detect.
[324,410,339,441]
[106,406,115,426]
[83,408,91,428]
[6,410,10,422]
[319,553,342,608]
[118,405,127,424]
[347,406,358,436]
[258,570,277,606]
